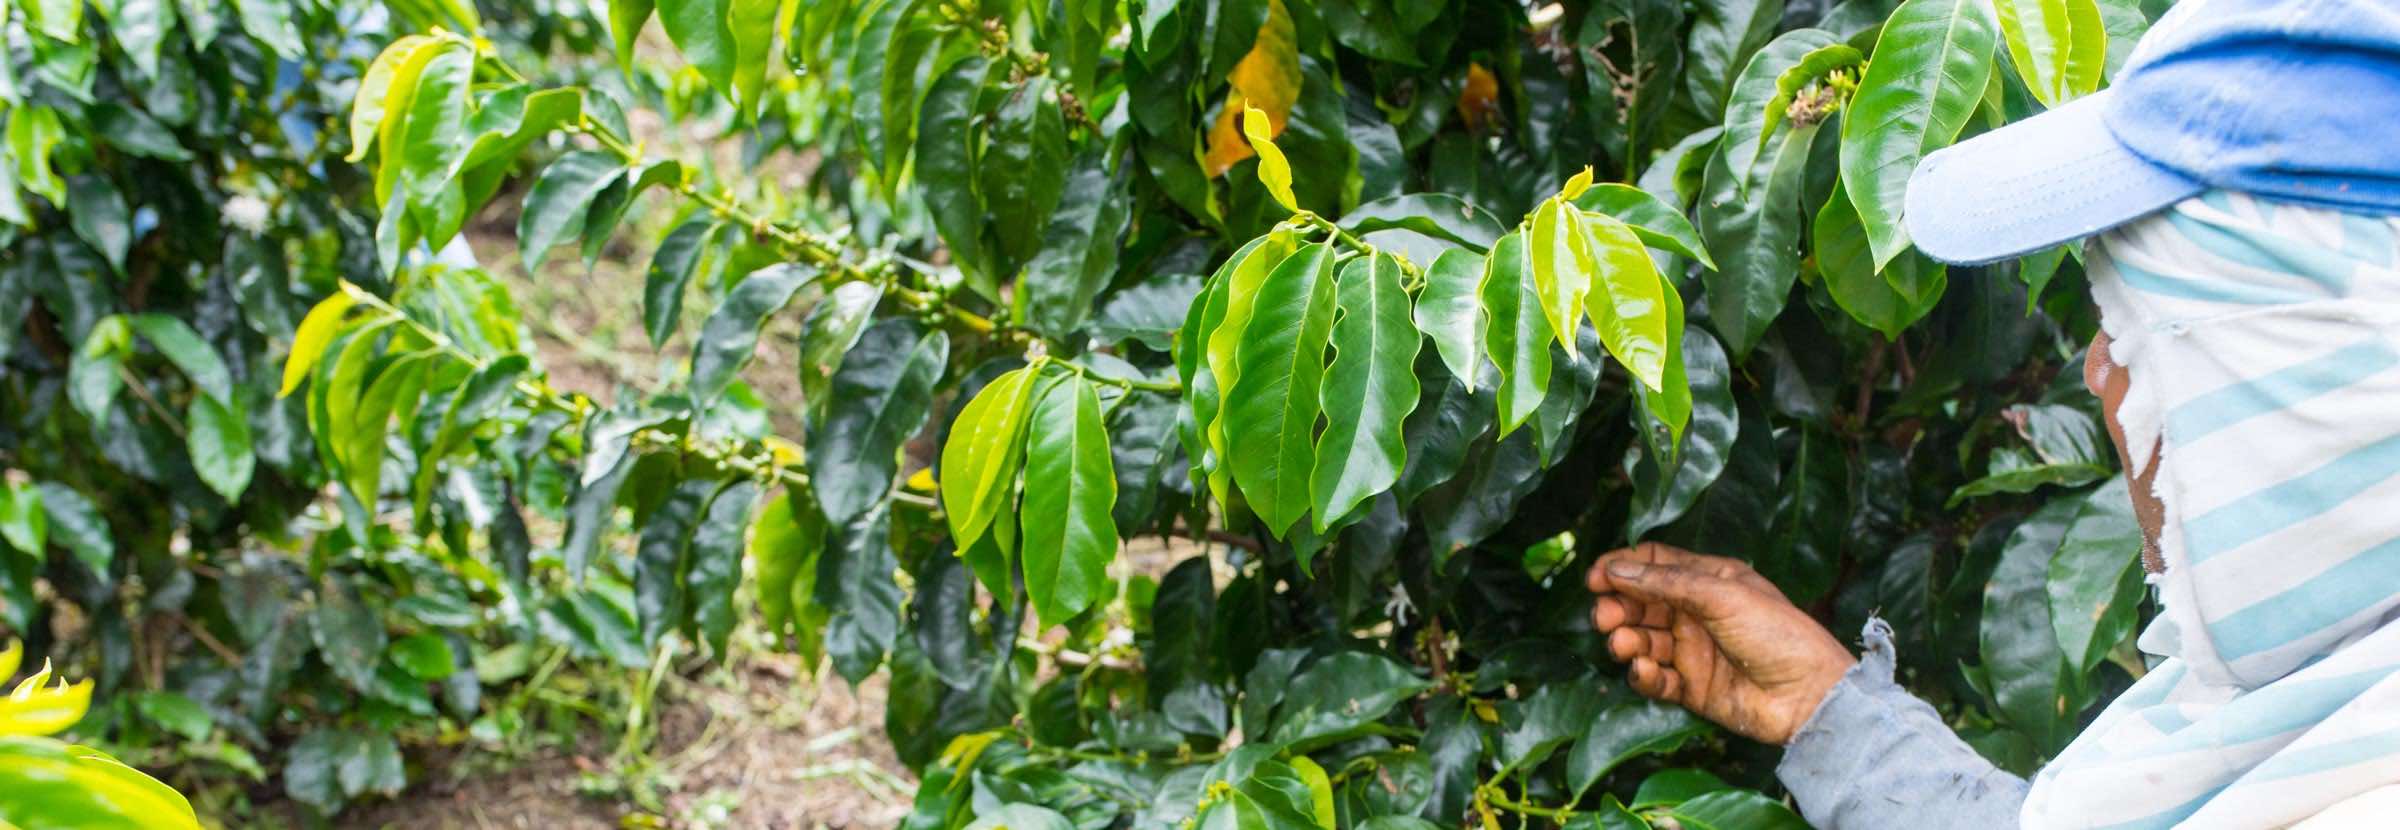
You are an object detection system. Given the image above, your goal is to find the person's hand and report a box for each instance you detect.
[1587,542,1857,745]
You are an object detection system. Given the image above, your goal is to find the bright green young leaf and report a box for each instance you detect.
[1757,43,1865,165]
[1573,184,1716,269]
[1224,243,1338,538]
[1582,211,1672,393]
[1481,230,1552,437]
[1631,276,1693,458]
[388,634,457,681]
[1841,0,1999,267]
[1202,230,1301,502]
[751,491,829,663]
[939,366,1041,549]
[1310,254,1419,535]
[282,291,359,397]
[68,316,129,425]
[1528,198,1593,359]
[1242,106,1300,213]
[1021,375,1118,626]
[1996,0,2107,107]
[1414,248,1486,391]
[0,736,203,829]
[230,0,303,58]
[347,35,435,163]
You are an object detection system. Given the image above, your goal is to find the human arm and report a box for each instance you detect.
[1588,543,2027,828]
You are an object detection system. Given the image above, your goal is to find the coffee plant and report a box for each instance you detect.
[3,0,2169,825]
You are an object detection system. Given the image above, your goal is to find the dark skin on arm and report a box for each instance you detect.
[1588,328,2166,745]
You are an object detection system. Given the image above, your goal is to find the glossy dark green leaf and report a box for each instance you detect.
[1481,230,1552,436]
[311,578,386,693]
[635,478,716,648]
[982,76,1071,274]
[2047,477,2144,674]
[1225,243,1338,538]
[817,504,903,683]
[809,320,949,523]
[1497,683,1603,777]
[1817,179,1948,338]
[1024,150,1131,338]
[1841,0,1999,266]
[1671,790,1810,830]
[1982,494,2076,745]
[688,263,818,405]
[1697,120,1820,359]
[563,408,668,579]
[1680,0,1787,136]
[187,394,254,502]
[965,804,1075,830]
[644,217,725,348]
[798,281,883,420]
[1268,652,1433,748]
[1311,254,1419,535]
[917,56,994,297]
[31,483,108,577]
[1341,193,1508,253]
[1761,425,1846,603]
[66,177,128,272]
[1566,700,1707,800]
[518,150,624,272]
[1628,327,1736,540]
[1021,375,1118,627]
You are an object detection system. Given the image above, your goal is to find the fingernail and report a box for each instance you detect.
[1607,561,1645,580]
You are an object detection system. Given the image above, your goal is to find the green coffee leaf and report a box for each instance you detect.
[1996,0,2106,107]
[643,217,728,348]
[1224,243,1338,538]
[688,263,819,405]
[1415,249,1487,391]
[1528,198,1593,359]
[1982,495,2077,746]
[1583,212,1673,393]
[817,505,902,683]
[1310,254,1419,536]
[635,478,716,648]
[32,483,109,577]
[1841,0,1999,267]
[608,0,654,78]
[1021,374,1118,627]
[1241,106,1300,213]
[517,151,625,272]
[187,394,254,502]
[751,491,829,665]
[281,291,358,397]
[347,36,436,163]
[1572,184,1716,269]
[1023,150,1132,339]
[797,281,883,416]
[659,0,738,102]
[1816,179,1948,338]
[1698,121,1821,359]
[1481,230,1552,437]
[807,320,948,523]
[916,57,994,298]
[0,481,46,557]
[2047,477,2144,674]
[125,314,231,405]
[938,366,1040,549]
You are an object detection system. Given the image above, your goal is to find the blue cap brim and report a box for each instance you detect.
[1904,90,2204,266]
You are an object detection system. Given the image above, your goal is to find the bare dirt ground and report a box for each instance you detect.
[338,658,911,830]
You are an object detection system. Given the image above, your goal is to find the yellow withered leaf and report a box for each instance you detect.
[1202,0,1301,177]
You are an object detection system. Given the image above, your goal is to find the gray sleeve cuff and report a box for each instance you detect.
[1774,617,2029,830]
